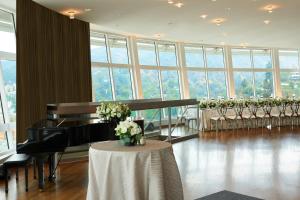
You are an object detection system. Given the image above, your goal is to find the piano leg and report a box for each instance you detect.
[33,159,37,179]
[37,159,45,191]
[48,154,56,182]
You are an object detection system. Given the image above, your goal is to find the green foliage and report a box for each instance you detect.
[96,102,131,121]
[199,97,299,109]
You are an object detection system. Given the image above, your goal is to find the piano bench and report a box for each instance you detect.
[3,154,32,193]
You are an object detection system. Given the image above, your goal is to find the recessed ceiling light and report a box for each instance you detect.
[211,18,226,26]
[168,0,174,4]
[220,42,225,45]
[264,20,271,24]
[84,8,92,12]
[62,9,80,19]
[174,2,184,8]
[262,4,280,13]
[200,14,208,19]
[212,0,217,2]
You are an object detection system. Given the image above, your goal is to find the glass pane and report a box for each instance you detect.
[112,68,133,100]
[161,70,180,100]
[1,60,16,121]
[0,132,8,151]
[253,49,272,69]
[141,70,161,99]
[255,72,273,98]
[184,46,204,67]
[232,49,251,68]
[158,43,177,67]
[234,72,254,97]
[90,35,108,63]
[280,72,300,97]
[108,36,129,64]
[187,71,207,99]
[137,41,157,66]
[91,67,112,101]
[0,10,15,53]
[206,47,224,68]
[207,72,227,98]
[279,50,299,69]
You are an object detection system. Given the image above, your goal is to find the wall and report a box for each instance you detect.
[16,0,92,142]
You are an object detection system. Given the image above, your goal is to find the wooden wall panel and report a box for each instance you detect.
[16,0,92,143]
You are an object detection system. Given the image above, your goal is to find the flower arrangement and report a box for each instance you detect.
[96,102,131,121]
[115,119,143,146]
[199,97,300,110]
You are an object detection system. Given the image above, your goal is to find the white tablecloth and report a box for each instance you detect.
[86,140,183,200]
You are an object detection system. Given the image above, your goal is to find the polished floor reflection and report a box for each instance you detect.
[1,127,300,200]
[175,127,300,200]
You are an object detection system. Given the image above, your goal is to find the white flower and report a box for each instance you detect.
[121,127,127,134]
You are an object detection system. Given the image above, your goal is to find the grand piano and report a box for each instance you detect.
[17,99,198,190]
[17,119,144,190]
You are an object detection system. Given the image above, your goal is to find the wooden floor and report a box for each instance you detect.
[1,126,300,200]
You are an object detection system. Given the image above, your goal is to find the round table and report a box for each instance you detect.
[86,140,183,200]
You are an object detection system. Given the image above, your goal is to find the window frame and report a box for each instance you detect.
[90,32,135,101]
[183,44,228,99]
[230,47,275,98]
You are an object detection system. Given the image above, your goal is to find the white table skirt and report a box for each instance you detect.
[87,140,183,200]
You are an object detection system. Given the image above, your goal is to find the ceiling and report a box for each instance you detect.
[1,0,300,48]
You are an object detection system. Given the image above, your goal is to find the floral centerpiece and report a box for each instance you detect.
[96,102,132,140]
[115,119,143,146]
[96,102,131,122]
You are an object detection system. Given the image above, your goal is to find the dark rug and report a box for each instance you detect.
[196,190,264,200]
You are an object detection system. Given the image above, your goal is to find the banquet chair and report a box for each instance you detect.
[210,107,228,133]
[256,106,267,128]
[290,101,299,127]
[184,106,198,130]
[231,104,251,129]
[270,105,281,127]
[284,103,294,127]
[278,103,287,127]
[262,103,274,129]
[248,103,259,128]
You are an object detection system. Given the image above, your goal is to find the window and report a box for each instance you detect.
[231,48,274,97]
[187,71,207,99]
[90,34,108,63]
[158,43,177,67]
[279,50,299,69]
[255,72,273,97]
[112,68,133,100]
[183,45,227,99]
[234,72,254,97]
[232,49,251,68]
[184,46,204,67]
[207,72,227,98]
[140,70,160,98]
[91,33,133,101]
[280,72,300,97]
[1,60,16,121]
[206,47,225,68]
[136,40,181,119]
[0,10,16,153]
[161,70,180,100]
[279,50,300,97]
[91,67,112,101]
[108,36,129,64]
[137,41,157,66]
[137,40,181,101]
[253,50,272,69]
